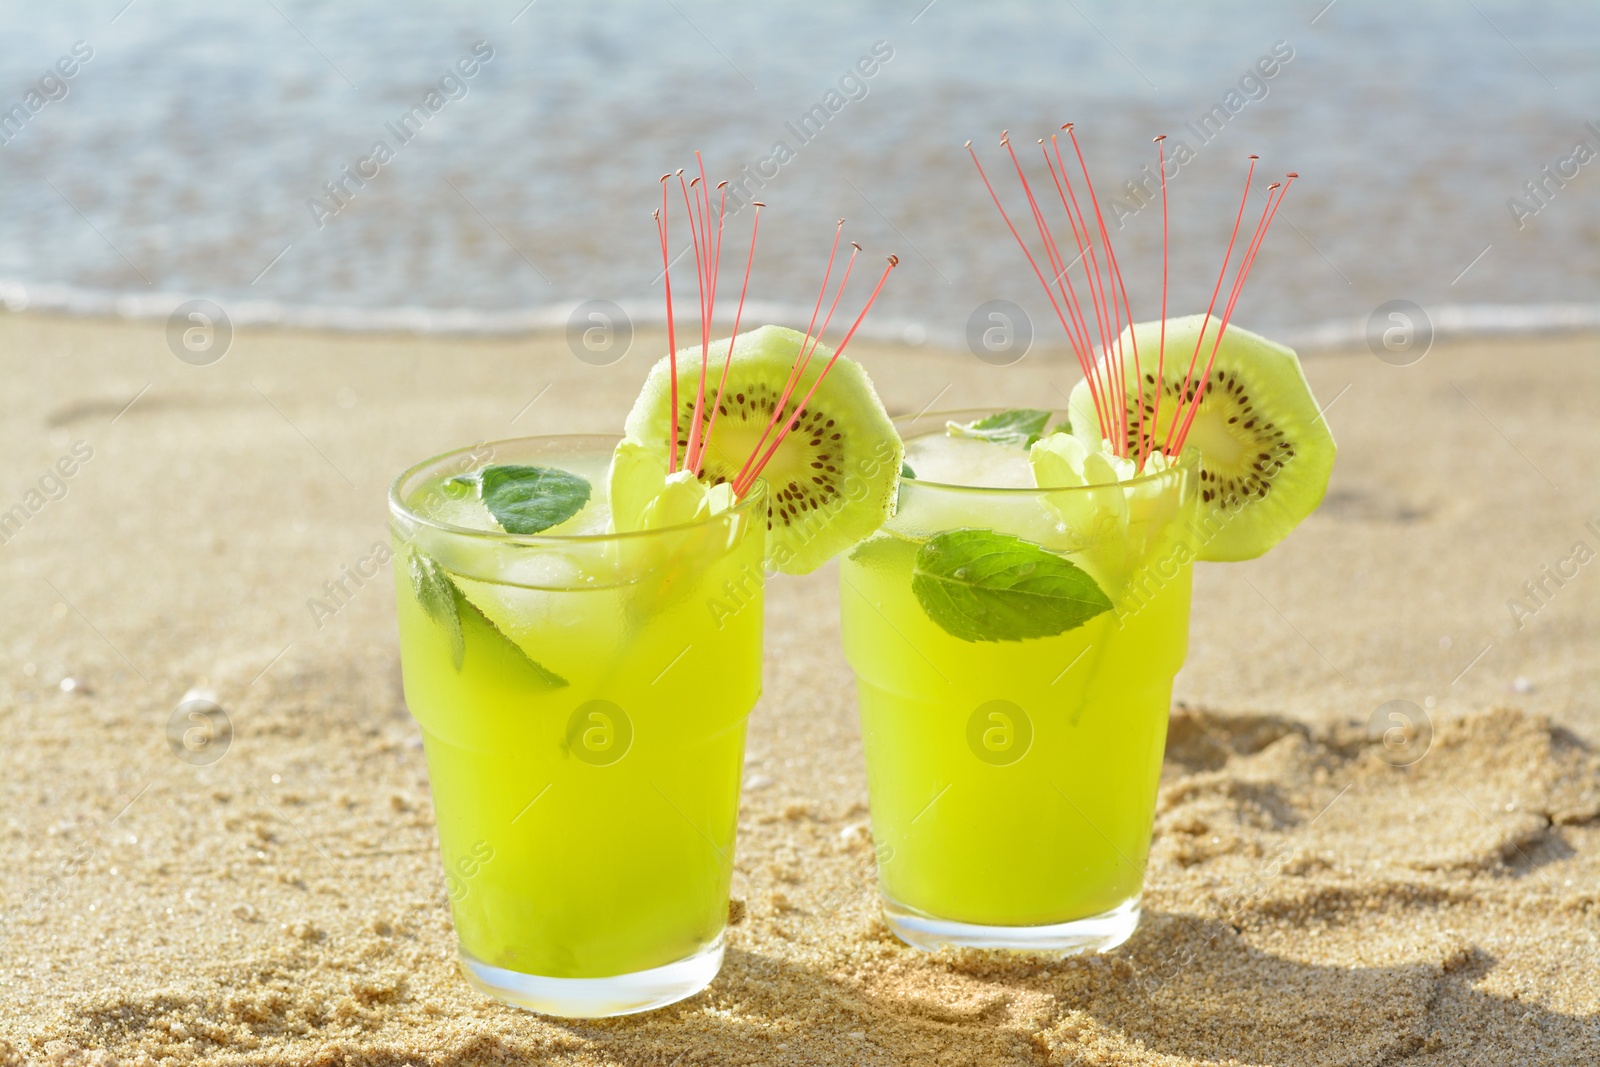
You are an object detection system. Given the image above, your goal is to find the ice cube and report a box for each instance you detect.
[903,433,1034,488]
[494,549,586,590]
[452,571,588,670]
[895,484,1067,548]
[412,475,501,531]
[544,495,613,537]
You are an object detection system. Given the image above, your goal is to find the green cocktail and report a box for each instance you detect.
[840,410,1200,952]
[391,435,766,1016]
[386,151,906,1012]
[852,129,1334,953]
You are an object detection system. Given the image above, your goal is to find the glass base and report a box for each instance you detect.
[457,933,724,1018]
[881,894,1140,955]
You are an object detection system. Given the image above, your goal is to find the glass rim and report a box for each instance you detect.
[388,433,768,545]
[894,409,1198,495]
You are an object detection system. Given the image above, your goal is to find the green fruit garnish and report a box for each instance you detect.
[622,324,903,574]
[1068,314,1335,562]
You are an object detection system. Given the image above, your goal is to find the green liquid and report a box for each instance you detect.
[839,477,1195,927]
[394,498,764,979]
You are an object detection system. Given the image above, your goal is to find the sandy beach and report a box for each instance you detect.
[1,312,1596,1065]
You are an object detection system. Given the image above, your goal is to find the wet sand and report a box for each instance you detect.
[0,313,1596,1065]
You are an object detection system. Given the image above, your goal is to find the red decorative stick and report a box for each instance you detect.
[969,138,1111,440]
[654,176,679,474]
[653,159,897,500]
[731,229,855,493]
[678,171,712,471]
[1150,135,1169,470]
[973,131,1290,470]
[1162,157,1257,457]
[734,255,898,498]
[1065,125,1141,461]
[1170,173,1294,454]
[696,200,762,475]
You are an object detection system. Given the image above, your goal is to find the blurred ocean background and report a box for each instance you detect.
[1,0,1597,349]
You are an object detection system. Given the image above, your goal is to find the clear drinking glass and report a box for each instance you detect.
[390,435,766,1016]
[838,411,1199,953]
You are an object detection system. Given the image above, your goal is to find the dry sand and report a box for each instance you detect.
[0,313,1596,1065]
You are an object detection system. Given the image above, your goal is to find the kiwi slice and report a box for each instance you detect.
[622,324,903,574]
[1067,314,1334,562]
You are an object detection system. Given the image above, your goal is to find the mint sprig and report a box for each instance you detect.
[469,465,591,535]
[911,528,1112,642]
[407,548,569,687]
[946,409,1052,449]
[410,550,465,669]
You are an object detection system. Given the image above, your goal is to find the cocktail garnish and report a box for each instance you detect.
[406,548,568,686]
[911,528,1113,642]
[967,128,1293,469]
[410,550,464,668]
[649,153,898,499]
[946,409,1052,449]
[460,464,592,535]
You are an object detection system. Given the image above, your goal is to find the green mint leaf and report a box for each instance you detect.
[900,461,917,480]
[477,465,591,534]
[946,409,1052,449]
[444,474,479,496]
[911,528,1113,642]
[455,595,570,689]
[1049,418,1072,437]
[406,548,568,687]
[409,549,465,669]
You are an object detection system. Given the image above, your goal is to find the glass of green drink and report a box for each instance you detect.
[860,128,1333,955]
[840,409,1201,954]
[390,434,767,1016]
[384,150,904,1013]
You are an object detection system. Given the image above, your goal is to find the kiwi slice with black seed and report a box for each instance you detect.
[622,325,903,574]
[1067,314,1334,562]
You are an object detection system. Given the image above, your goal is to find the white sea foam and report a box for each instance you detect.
[1278,303,1600,352]
[3,278,1597,354]
[0,280,937,348]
